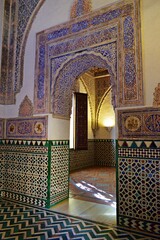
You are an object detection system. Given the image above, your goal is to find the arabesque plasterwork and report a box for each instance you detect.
[153,83,160,107]
[0,0,45,104]
[19,95,33,117]
[118,107,160,139]
[6,116,48,140]
[70,0,92,19]
[51,50,116,118]
[34,0,143,118]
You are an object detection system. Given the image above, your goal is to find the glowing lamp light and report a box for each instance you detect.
[104,118,114,132]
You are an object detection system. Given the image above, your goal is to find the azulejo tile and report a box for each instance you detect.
[0,200,158,240]
[1,140,70,208]
[117,140,160,235]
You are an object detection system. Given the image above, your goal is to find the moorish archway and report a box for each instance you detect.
[51,51,116,119]
[34,0,143,115]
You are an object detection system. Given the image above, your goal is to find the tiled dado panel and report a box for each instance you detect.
[0,139,49,207]
[50,140,69,206]
[69,140,116,171]
[0,139,69,208]
[95,139,116,167]
[117,140,160,235]
[69,140,95,171]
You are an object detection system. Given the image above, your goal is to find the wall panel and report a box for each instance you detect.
[117,140,160,235]
[0,139,69,208]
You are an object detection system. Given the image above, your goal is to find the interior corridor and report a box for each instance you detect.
[50,166,116,226]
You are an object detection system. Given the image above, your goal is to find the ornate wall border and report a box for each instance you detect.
[34,0,143,116]
[117,107,160,139]
[6,116,48,140]
[0,0,45,104]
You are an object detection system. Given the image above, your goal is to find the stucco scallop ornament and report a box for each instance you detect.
[19,95,33,117]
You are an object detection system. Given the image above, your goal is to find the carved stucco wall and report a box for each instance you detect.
[34,0,143,117]
[51,52,116,118]
[0,0,144,129]
[118,107,160,139]
[70,0,92,19]
[153,83,160,107]
[19,95,33,117]
[0,0,45,105]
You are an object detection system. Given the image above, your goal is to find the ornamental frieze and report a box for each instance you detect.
[118,107,160,139]
[6,116,48,140]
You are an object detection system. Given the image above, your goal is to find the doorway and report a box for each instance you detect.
[69,166,116,225]
[51,67,116,226]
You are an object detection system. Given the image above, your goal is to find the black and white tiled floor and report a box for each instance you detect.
[1,167,159,239]
[0,199,158,240]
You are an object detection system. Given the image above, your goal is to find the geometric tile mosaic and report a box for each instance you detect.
[118,158,159,222]
[50,141,69,206]
[95,139,116,167]
[0,200,159,239]
[118,147,160,159]
[119,216,160,237]
[117,107,160,139]
[0,139,69,208]
[6,116,48,139]
[70,140,116,172]
[0,140,49,208]
[118,140,160,149]
[70,140,95,171]
[117,140,160,235]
